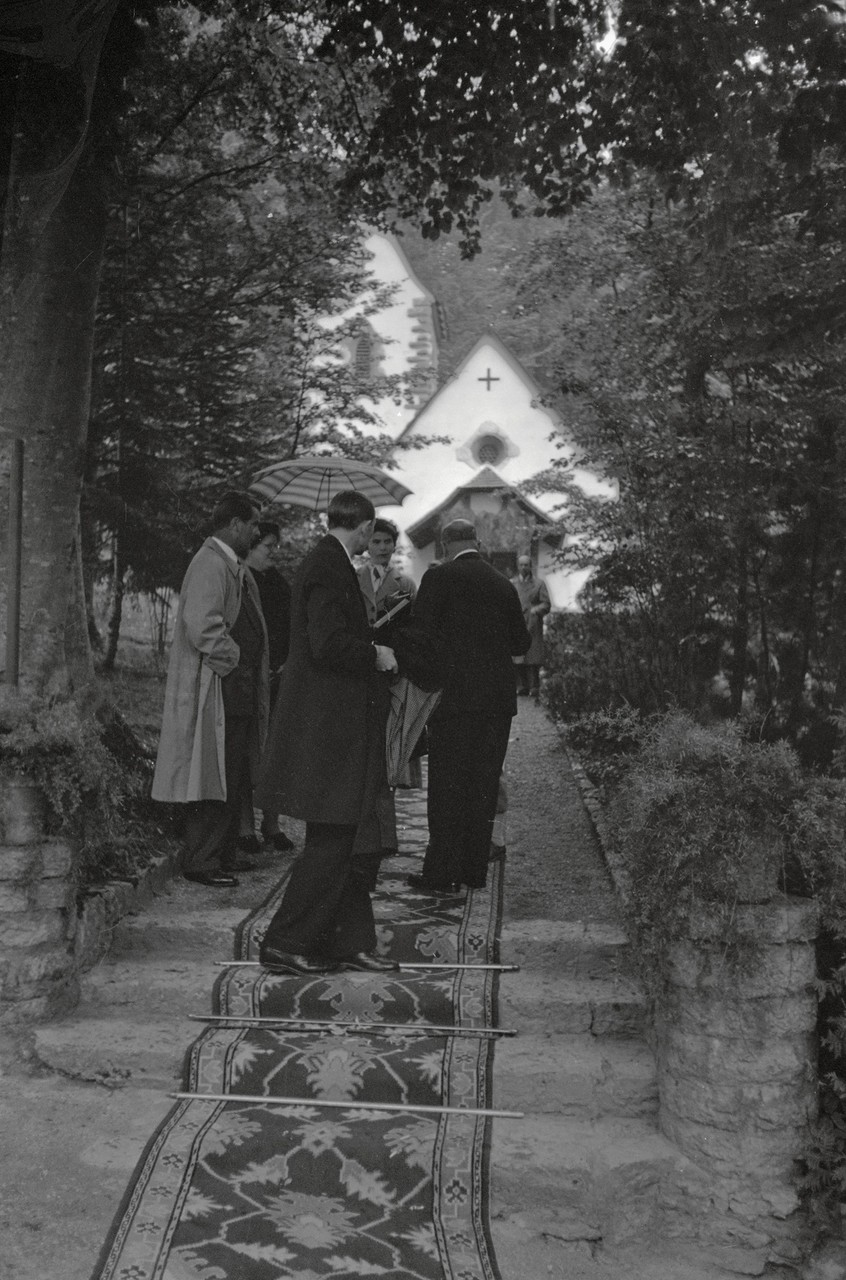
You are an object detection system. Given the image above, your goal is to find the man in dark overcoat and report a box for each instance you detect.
[254,490,399,976]
[237,519,295,853]
[408,519,531,894]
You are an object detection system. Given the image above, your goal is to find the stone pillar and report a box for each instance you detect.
[0,775,80,1023]
[655,898,818,1264]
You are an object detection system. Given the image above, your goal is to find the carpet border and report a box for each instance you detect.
[478,857,506,1280]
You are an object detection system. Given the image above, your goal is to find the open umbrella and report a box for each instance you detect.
[249,455,412,511]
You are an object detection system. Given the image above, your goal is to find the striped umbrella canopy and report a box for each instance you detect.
[249,455,412,511]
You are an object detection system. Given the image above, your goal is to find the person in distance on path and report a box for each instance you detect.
[511,552,551,698]
[408,518,530,895]
[254,490,400,976]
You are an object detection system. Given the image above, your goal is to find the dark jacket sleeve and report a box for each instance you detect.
[413,563,445,630]
[255,568,292,669]
[508,580,533,656]
[304,572,376,676]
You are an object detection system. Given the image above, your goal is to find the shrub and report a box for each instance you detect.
[563,706,647,791]
[542,608,721,720]
[0,687,173,889]
[606,709,846,1229]
[608,710,846,973]
[0,688,123,828]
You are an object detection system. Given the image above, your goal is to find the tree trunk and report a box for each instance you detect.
[79,487,103,653]
[0,148,108,693]
[152,591,172,659]
[728,535,749,717]
[752,563,774,712]
[65,522,96,689]
[797,516,821,708]
[101,543,124,673]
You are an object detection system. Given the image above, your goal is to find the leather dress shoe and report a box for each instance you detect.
[406,873,463,896]
[259,946,338,976]
[236,834,262,854]
[335,951,399,973]
[265,831,294,852]
[184,870,239,887]
[223,858,258,873]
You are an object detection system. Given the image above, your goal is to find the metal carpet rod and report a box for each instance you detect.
[172,1091,524,1119]
[189,1013,516,1037]
[216,960,519,972]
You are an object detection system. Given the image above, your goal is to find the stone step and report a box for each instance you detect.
[489,1212,747,1280]
[32,1015,190,1091]
[500,918,631,980]
[108,906,246,960]
[79,956,220,1017]
[495,1034,658,1119]
[497,969,647,1038]
[489,1113,680,1247]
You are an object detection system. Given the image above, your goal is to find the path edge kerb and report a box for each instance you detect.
[556,730,636,918]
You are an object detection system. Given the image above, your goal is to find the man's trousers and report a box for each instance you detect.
[261,821,377,959]
[183,715,253,873]
[422,712,512,889]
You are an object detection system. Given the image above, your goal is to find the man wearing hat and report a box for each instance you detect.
[408,519,531,894]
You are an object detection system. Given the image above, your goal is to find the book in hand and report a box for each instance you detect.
[373,593,412,629]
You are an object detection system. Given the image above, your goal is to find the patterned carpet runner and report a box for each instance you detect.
[92,787,508,1280]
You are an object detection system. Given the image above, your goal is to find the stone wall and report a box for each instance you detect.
[0,776,80,1023]
[564,743,821,1270]
[0,774,182,1023]
[656,900,818,1270]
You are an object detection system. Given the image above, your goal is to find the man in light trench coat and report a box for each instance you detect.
[152,491,269,887]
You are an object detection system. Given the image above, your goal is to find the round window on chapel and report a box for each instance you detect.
[475,434,504,465]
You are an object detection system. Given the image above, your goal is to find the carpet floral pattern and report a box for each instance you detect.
[92,788,507,1280]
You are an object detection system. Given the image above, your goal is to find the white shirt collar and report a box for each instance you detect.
[452,548,478,560]
[211,536,239,565]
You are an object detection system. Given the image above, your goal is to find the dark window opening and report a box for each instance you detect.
[475,434,505,465]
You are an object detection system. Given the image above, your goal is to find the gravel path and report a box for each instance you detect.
[504,698,619,924]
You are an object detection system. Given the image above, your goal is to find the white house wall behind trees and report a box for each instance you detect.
[342,232,594,609]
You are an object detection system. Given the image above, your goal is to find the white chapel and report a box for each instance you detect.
[341,232,593,610]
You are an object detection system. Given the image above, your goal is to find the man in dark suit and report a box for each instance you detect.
[254,490,399,976]
[408,519,531,894]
